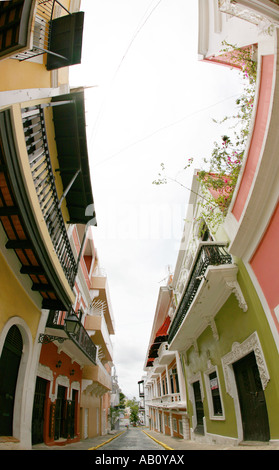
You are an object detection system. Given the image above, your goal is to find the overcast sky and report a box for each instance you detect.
[70,0,244,398]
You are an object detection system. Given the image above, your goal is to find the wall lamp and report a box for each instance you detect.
[38,312,81,344]
[64,312,81,335]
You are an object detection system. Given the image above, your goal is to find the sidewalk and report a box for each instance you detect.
[32,429,126,451]
[143,429,279,451]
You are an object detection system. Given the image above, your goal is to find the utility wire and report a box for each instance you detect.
[92,92,240,168]
[89,0,164,148]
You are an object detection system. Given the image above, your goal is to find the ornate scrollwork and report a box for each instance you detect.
[222,331,270,398]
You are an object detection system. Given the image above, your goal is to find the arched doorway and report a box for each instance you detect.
[0,325,23,436]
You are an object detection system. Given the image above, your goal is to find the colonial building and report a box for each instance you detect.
[80,255,115,440]
[154,167,279,446]
[143,279,189,441]
[0,0,116,449]
[198,0,260,69]
[144,2,279,447]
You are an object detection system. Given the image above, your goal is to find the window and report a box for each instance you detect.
[170,368,179,394]
[162,376,168,395]
[209,371,223,416]
[179,419,183,436]
[204,368,224,420]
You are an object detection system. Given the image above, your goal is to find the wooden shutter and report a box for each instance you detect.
[46,11,84,70]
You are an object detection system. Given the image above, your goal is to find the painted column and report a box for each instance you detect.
[176,352,186,401]
[166,365,171,396]
[169,411,173,437]
[182,415,190,440]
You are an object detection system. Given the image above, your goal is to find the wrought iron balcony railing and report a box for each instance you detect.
[7,0,84,70]
[21,104,77,288]
[46,309,97,364]
[168,243,232,344]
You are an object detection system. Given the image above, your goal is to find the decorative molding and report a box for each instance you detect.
[219,0,278,34]
[203,318,220,341]
[226,280,248,311]
[222,331,270,398]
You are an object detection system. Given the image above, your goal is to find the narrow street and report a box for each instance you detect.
[32,426,279,452]
[100,427,164,450]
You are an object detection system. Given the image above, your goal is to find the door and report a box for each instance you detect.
[193,380,204,434]
[32,377,48,444]
[66,389,77,439]
[54,385,67,440]
[0,325,23,436]
[233,352,270,442]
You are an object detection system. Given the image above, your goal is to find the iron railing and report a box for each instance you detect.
[46,309,97,364]
[168,243,232,344]
[21,104,77,288]
[12,0,70,62]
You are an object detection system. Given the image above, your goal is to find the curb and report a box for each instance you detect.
[142,430,174,451]
[88,430,126,450]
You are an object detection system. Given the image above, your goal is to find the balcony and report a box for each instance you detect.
[42,309,97,365]
[82,359,112,397]
[168,242,246,351]
[218,0,279,25]
[0,91,95,311]
[157,342,175,366]
[152,393,185,410]
[85,313,113,363]
[0,0,84,70]
[91,268,115,335]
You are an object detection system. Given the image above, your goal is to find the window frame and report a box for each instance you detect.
[204,365,225,421]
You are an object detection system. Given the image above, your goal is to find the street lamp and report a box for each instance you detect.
[64,312,81,335]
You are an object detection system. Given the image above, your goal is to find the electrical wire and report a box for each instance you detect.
[89,0,164,148]
[92,92,240,168]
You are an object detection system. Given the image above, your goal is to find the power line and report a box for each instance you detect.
[89,0,164,148]
[92,92,240,168]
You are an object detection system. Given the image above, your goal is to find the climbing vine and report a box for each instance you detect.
[153,42,257,234]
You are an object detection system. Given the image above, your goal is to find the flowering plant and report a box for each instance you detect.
[198,42,256,219]
[153,42,257,234]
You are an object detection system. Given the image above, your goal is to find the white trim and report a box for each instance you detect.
[204,363,225,421]
[0,317,34,448]
[245,260,279,354]
[0,85,70,108]
[221,331,270,442]
[188,371,204,432]
[227,31,279,259]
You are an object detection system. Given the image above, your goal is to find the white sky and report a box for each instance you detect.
[70,0,244,399]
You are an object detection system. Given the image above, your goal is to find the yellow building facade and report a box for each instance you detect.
[0,0,115,449]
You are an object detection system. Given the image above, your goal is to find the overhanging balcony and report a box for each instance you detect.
[0,91,95,311]
[41,309,97,365]
[168,242,247,351]
[82,359,112,397]
[151,393,185,410]
[91,268,115,335]
[84,313,113,363]
[157,342,175,366]
[0,0,84,70]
